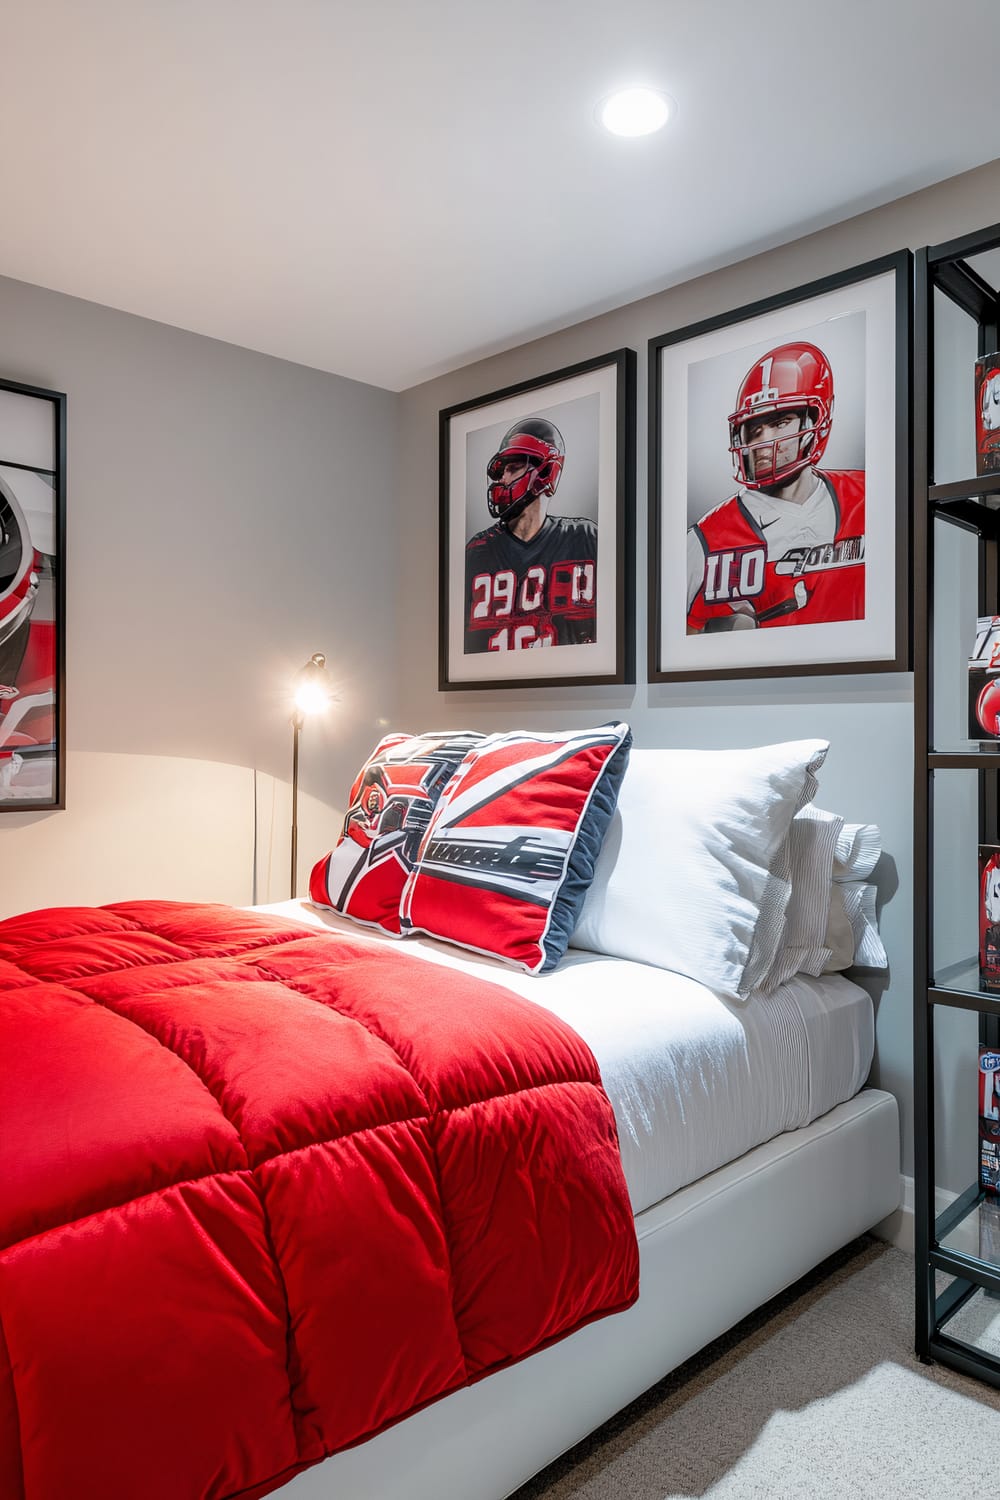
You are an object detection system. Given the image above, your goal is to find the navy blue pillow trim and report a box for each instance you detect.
[539,725,633,973]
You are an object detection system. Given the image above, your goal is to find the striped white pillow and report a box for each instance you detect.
[839,881,888,968]
[757,806,843,994]
[834,822,882,882]
[824,884,856,970]
[755,812,886,990]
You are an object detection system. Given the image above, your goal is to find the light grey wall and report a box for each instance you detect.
[395,156,1000,1185]
[0,275,399,912]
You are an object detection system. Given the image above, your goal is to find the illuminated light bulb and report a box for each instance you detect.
[599,87,674,138]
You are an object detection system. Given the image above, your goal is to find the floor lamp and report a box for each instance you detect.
[290,652,333,898]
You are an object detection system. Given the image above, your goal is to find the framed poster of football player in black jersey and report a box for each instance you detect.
[648,252,911,681]
[439,348,635,690]
[0,377,66,810]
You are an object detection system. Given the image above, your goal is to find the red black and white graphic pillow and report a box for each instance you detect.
[400,723,632,973]
[309,730,483,933]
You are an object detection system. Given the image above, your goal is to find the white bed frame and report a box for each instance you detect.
[280,1088,899,1500]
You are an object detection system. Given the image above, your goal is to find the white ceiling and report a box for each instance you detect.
[4,1,999,391]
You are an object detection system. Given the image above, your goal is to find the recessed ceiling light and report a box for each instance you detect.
[599,87,674,138]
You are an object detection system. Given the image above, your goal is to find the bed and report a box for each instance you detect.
[0,727,901,1500]
[259,904,899,1500]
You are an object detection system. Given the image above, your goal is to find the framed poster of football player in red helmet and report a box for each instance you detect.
[439,348,635,689]
[0,377,66,811]
[649,251,911,680]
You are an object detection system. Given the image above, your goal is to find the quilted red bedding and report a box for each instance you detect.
[0,901,638,1500]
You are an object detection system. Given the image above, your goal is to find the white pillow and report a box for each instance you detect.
[763,811,884,984]
[759,805,844,993]
[834,822,881,882]
[742,823,796,995]
[569,739,829,999]
[823,884,857,971]
[839,881,888,968]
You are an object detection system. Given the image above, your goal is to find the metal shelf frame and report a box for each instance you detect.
[915,220,1000,1378]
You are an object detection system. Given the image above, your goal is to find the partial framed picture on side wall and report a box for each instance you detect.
[439,348,636,690]
[648,251,912,680]
[0,377,66,810]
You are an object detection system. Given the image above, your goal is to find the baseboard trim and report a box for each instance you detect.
[871,1174,956,1253]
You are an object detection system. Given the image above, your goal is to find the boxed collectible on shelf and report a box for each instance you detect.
[981,1191,1000,1260]
[969,616,1000,739]
[979,848,1000,1195]
[979,845,1000,993]
[977,351,1000,476]
[980,1047,1000,1195]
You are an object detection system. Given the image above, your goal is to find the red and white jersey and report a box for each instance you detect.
[686,469,865,632]
[465,514,597,653]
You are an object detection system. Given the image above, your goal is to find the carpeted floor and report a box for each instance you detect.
[511,1236,1000,1499]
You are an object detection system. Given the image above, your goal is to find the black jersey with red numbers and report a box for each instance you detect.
[687,469,865,632]
[464,515,597,653]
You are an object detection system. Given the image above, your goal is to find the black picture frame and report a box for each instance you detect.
[439,348,636,690]
[0,376,67,811]
[648,251,912,681]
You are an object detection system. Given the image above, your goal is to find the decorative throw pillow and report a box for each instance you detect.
[309,730,483,933]
[399,723,632,974]
[569,740,829,1000]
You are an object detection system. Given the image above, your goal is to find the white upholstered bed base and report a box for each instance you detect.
[280,1087,899,1500]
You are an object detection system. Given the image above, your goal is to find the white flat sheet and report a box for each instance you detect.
[253,901,874,1216]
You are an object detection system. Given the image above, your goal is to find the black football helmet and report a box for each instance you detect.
[486,417,565,525]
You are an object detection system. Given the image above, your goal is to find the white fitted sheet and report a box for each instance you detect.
[253,901,874,1216]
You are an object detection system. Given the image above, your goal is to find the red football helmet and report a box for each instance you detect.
[0,477,39,653]
[978,677,1000,737]
[486,417,565,523]
[728,342,834,489]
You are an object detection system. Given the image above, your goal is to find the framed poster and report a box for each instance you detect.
[0,377,66,810]
[439,348,635,690]
[648,251,911,680]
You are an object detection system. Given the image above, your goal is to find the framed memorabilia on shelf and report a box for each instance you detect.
[0,376,66,811]
[648,251,911,681]
[975,350,1000,475]
[969,614,1000,740]
[439,348,636,690]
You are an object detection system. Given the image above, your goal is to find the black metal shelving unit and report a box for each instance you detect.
[915,222,1000,1384]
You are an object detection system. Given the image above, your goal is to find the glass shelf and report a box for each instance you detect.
[933,1194,1000,1333]
[928,747,1000,768]
[930,475,1000,506]
[938,1287,1000,1363]
[931,955,983,993]
[938,1189,1000,1266]
[929,741,1000,752]
[927,958,1000,1014]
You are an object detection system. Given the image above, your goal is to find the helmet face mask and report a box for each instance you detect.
[729,343,834,491]
[486,417,565,524]
[740,408,815,488]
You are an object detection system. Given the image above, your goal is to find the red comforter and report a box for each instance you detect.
[0,902,638,1500]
